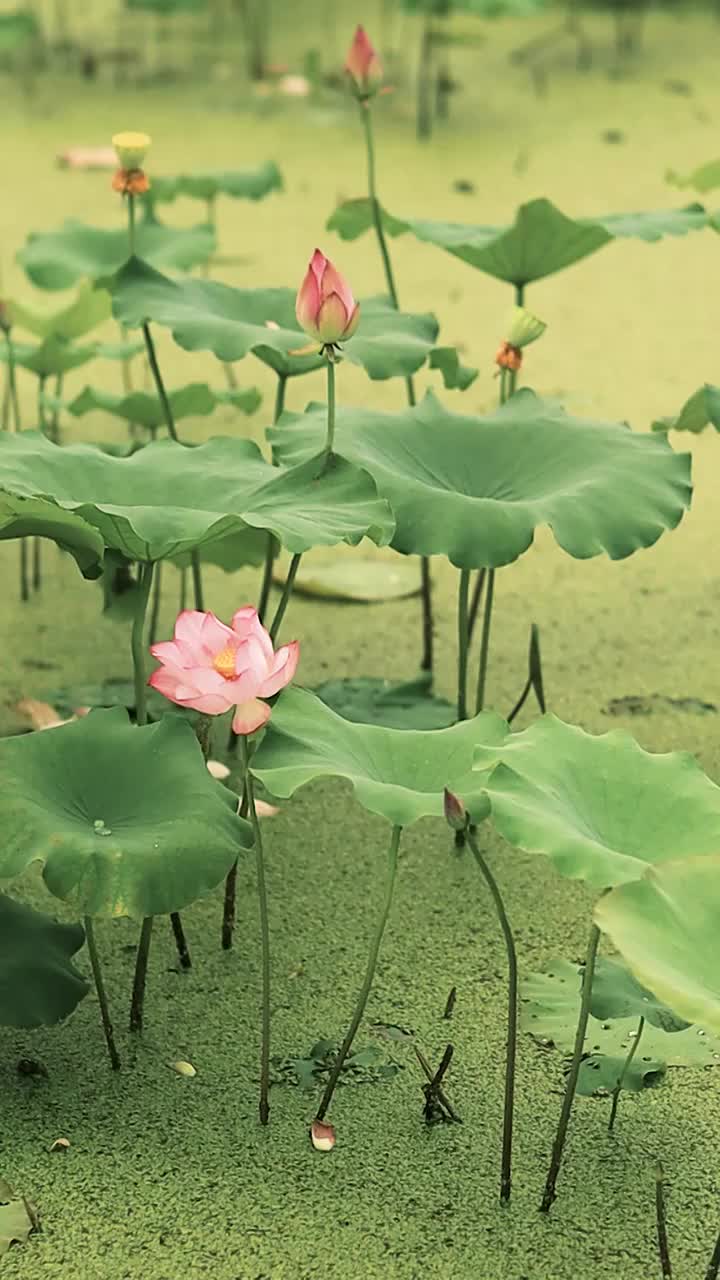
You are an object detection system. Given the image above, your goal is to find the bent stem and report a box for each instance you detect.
[608,1015,645,1131]
[456,568,470,721]
[142,321,179,443]
[84,916,121,1070]
[129,560,155,1033]
[475,568,496,714]
[242,735,271,1125]
[315,824,402,1124]
[268,553,301,645]
[540,924,601,1213]
[467,829,517,1203]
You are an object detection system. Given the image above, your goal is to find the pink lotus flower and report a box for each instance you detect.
[345,25,382,96]
[148,607,299,736]
[295,249,360,346]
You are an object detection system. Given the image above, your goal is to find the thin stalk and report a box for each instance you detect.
[50,371,63,443]
[608,1015,644,1131]
[190,551,204,610]
[149,558,162,645]
[221,789,249,951]
[84,916,121,1070]
[474,569,496,714]
[413,1044,461,1123]
[170,911,192,970]
[323,353,336,458]
[127,191,136,256]
[32,538,41,592]
[467,830,517,1203]
[456,568,471,721]
[420,555,433,675]
[705,1226,720,1280]
[37,375,47,433]
[128,560,156,1032]
[540,924,601,1212]
[19,540,29,602]
[129,916,153,1033]
[467,568,487,644]
[4,331,20,431]
[142,322,179,442]
[242,735,271,1125]
[657,1162,673,1279]
[515,283,525,307]
[268,553,301,644]
[315,824,402,1123]
[256,373,287,624]
[179,565,188,612]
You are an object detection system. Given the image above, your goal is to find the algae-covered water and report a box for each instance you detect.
[2,7,720,1276]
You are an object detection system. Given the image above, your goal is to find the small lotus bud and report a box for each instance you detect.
[112,131,151,171]
[345,26,383,99]
[296,249,360,346]
[505,305,546,350]
[443,788,467,832]
[495,341,522,372]
[310,1119,336,1151]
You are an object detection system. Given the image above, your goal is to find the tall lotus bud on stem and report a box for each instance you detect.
[111,131,152,196]
[444,788,468,834]
[495,305,546,373]
[295,249,360,351]
[345,25,383,100]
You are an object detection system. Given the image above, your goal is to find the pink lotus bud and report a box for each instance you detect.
[148,606,299,737]
[310,1120,336,1152]
[345,25,383,97]
[443,788,467,833]
[295,249,360,346]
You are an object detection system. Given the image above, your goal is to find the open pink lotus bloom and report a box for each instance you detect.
[148,607,299,736]
[295,249,360,346]
[345,25,382,96]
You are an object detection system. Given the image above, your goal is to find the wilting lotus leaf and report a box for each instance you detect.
[69,382,261,431]
[270,390,691,569]
[146,161,283,205]
[327,196,709,286]
[0,709,253,917]
[0,894,88,1028]
[251,686,507,826]
[477,715,720,889]
[17,216,215,291]
[0,431,394,566]
[108,257,477,386]
[8,280,111,340]
[652,384,720,433]
[596,855,720,1037]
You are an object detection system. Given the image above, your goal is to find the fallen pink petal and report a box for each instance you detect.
[310,1120,336,1152]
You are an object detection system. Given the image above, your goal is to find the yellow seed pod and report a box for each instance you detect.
[112,132,152,171]
[505,305,546,350]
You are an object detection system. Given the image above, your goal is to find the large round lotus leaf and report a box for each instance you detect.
[0,492,105,578]
[652,384,720,434]
[108,257,477,388]
[270,389,691,569]
[251,686,507,826]
[0,431,394,563]
[8,281,111,341]
[0,708,253,918]
[0,336,98,378]
[146,162,283,205]
[327,196,709,286]
[595,856,720,1037]
[17,217,215,291]
[0,894,88,1028]
[477,715,720,889]
[69,382,261,432]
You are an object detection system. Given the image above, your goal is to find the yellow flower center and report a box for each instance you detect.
[213,645,237,680]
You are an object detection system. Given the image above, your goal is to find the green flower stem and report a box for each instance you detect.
[19,540,29,603]
[32,537,41,593]
[190,551,204,611]
[149,558,162,645]
[127,192,136,256]
[141,321,179,443]
[242,735,272,1125]
[256,373,287,625]
[456,568,471,721]
[3,330,21,431]
[324,352,336,459]
[179,565,188,612]
[50,371,63,444]
[221,788,249,952]
[315,824,403,1123]
[360,100,433,677]
[657,1162,673,1280]
[515,283,525,308]
[84,916,121,1070]
[608,1015,645,1131]
[129,916,153,1033]
[474,568,496,714]
[467,829,518,1202]
[540,923,601,1213]
[467,567,486,644]
[129,560,156,1033]
[37,375,47,434]
[268,553,301,645]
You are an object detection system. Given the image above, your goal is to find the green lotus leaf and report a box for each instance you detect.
[0,708,253,917]
[283,552,420,603]
[652,383,720,433]
[0,492,105,578]
[108,257,476,386]
[0,894,88,1028]
[8,280,111,340]
[595,855,720,1036]
[477,715,720,889]
[577,1051,665,1098]
[91,339,145,361]
[251,686,507,826]
[523,957,720,1069]
[270,389,691,569]
[327,196,709,286]
[589,957,690,1032]
[68,382,261,431]
[17,216,215,291]
[146,161,283,205]
[126,0,204,11]
[0,1188,36,1257]
[0,431,394,563]
[314,674,455,730]
[667,160,720,194]
[0,336,98,378]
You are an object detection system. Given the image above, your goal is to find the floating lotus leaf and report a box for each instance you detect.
[0,336,98,378]
[270,390,691,569]
[596,856,720,1037]
[251,686,507,826]
[109,257,477,387]
[314,674,455,730]
[17,216,215,291]
[0,709,253,918]
[327,196,709,286]
[652,384,720,433]
[589,957,690,1032]
[69,382,261,431]
[280,552,420,603]
[146,161,283,205]
[0,894,88,1028]
[0,431,394,567]
[8,280,111,340]
[477,715,720,889]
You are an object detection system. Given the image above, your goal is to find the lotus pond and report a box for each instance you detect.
[3,7,720,1278]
